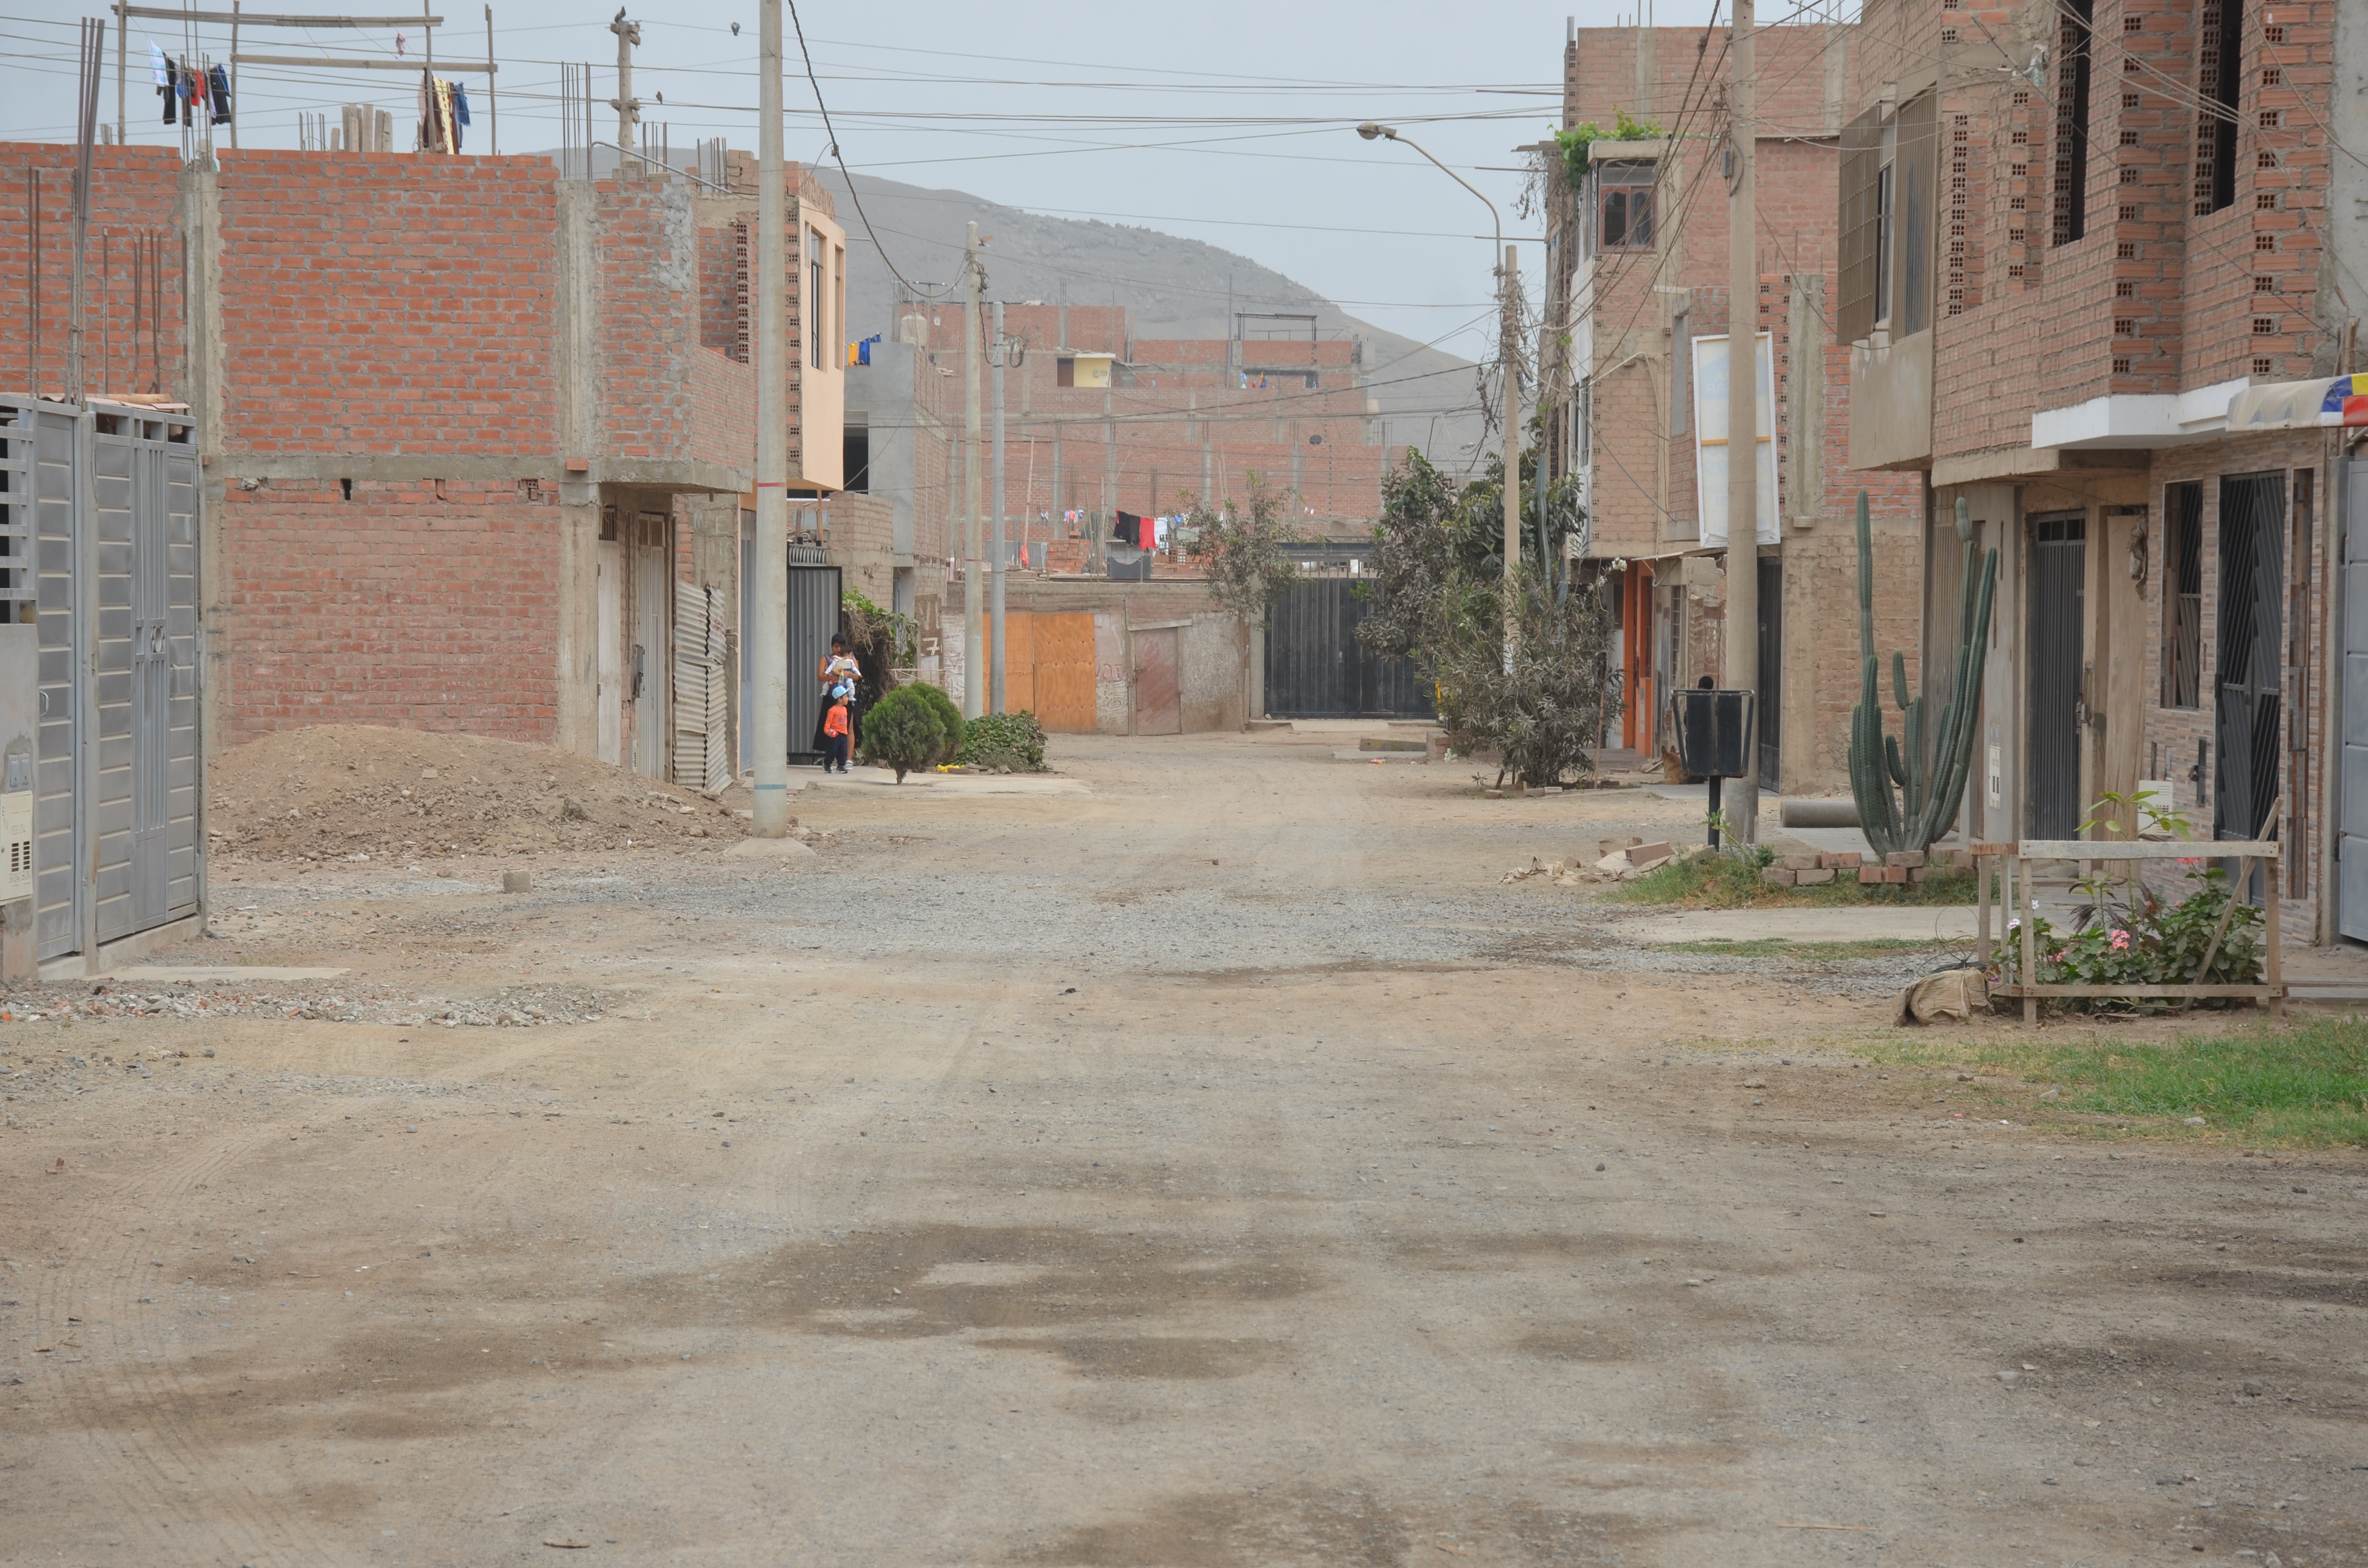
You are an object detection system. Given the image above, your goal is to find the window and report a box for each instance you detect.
[2162,482,2203,709]
[808,228,826,372]
[2194,0,2241,215]
[834,245,846,367]
[1594,161,1655,251]
[1669,308,1691,440]
[2052,0,2095,246]
[1875,161,1896,322]
[1056,355,1075,387]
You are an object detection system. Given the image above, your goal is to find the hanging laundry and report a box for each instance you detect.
[148,39,168,89]
[178,58,197,126]
[207,64,232,126]
[159,54,177,123]
[452,81,471,134]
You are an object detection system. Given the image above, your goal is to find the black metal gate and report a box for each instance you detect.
[2027,512,2086,840]
[1264,577,1434,720]
[2215,473,2285,844]
[2341,458,2368,941]
[1757,556,1783,788]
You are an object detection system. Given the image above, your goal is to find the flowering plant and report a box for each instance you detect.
[1995,864,2262,1013]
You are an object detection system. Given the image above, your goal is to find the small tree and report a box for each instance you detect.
[1431,570,1617,789]
[859,686,949,783]
[1182,475,1301,621]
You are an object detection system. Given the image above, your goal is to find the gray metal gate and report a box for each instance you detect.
[2026,512,2086,840]
[786,551,841,765]
[6,396,203,967]
[2343,458,2368,941]
[1264,577,1434,720]
[2215,473,2286,845]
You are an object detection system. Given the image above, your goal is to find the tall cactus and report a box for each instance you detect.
[1847,490,1998,859]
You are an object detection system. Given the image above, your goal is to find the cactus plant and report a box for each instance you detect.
[1848,491,1998,858]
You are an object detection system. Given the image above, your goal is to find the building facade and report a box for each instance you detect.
[1837,0,2361,944]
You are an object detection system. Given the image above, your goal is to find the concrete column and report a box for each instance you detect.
[176,163,227,767]
[553,179,602,756]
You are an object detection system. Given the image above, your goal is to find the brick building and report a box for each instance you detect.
[0,141,850,786]
[1835,0,2362,945]
[1557,22,1924,792]
[850,295,1400,693]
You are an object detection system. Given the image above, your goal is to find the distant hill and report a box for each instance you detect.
[808,169,1487,471]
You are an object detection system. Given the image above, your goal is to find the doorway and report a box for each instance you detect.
[2215,473,2285,847]
[1756,555,1782,788]
[2342,457,2368,941]
[2027,512,2087,839]
[1133,627,1182,734]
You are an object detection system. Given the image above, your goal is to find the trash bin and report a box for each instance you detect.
[1667,688,1756,779]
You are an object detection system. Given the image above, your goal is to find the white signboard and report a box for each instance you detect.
[1690,331,1780,547]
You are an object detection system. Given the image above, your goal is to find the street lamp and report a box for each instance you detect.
[1356,122,1519,673]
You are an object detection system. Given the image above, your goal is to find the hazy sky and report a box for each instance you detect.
[2,1,1725,361]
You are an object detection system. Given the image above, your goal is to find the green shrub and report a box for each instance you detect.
[857,687,949,783]
[910,681,964,763]
[953,710,1048,772]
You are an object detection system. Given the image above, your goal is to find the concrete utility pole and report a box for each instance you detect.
[962,223,985,720]
[750,0,790,837]
[990,297,1009,715]
[1723,0,1762,845]
[1500,244,1520,674]
[608,7,640,154]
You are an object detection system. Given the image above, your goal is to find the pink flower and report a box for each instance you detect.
[2110,930,2131,951]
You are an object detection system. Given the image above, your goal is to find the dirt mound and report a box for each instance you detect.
[209,726,747,863]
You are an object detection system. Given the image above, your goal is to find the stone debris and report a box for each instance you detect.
[0,978,618,1030]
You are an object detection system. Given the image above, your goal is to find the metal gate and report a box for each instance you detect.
[786,552,841,764]
[2026,512,2086,840]
[8,397,203,967]
[1264,576,1434,720]
[1757,556,1782,787]
[2341,457,2368,941]
[2215,473,2285,846]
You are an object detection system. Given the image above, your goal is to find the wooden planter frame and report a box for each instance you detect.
[1971,839,2285,1022]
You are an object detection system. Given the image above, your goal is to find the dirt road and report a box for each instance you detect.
[3,731,2362,1566]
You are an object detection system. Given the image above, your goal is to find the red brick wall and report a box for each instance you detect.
[0,146,187,397]
[1877,0,2346,468]
[222,479,560,739]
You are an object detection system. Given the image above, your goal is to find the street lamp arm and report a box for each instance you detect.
[1357,123,1502,258]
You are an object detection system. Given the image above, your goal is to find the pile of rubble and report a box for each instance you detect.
[1760,847,1972,887]
[1502,837,1682,886]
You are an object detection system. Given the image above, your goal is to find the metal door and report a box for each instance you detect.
[15,402,82,958]
[2341,458,2368,940]
[1263,577,1434,719]
[1757,555,1783,787]
[128,443,171,929]
[596,539,621,765]
[2215,473,2285,845]
[1133,627,1182,734]
[785,557,841,764]
[630,514,670,779]
[2026,512,2086,840]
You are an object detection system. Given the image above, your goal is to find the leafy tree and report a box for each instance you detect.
[910,681,965,763]
[1181,475,1301,622]
[1357,438,1614,788]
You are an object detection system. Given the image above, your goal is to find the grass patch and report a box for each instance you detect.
[1602,852,1977,909]
[1862,1017,2368,1149]
[1649,936,1967,961]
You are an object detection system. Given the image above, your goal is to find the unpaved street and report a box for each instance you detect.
[3,731,2363,1567]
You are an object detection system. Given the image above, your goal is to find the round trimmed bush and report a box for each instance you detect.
[911,680,964,763]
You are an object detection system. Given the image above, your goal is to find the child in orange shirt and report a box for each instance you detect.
[822,692,851,773]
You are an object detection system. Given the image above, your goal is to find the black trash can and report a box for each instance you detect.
[1667,687,1757,847]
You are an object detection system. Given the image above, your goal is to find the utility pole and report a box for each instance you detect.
[1724,0,1761,845]
[750,0,790,836]
[962,223,985,720]
[991,297,1009,715]
[608,7,640,156]
[1500,244,1520,673]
